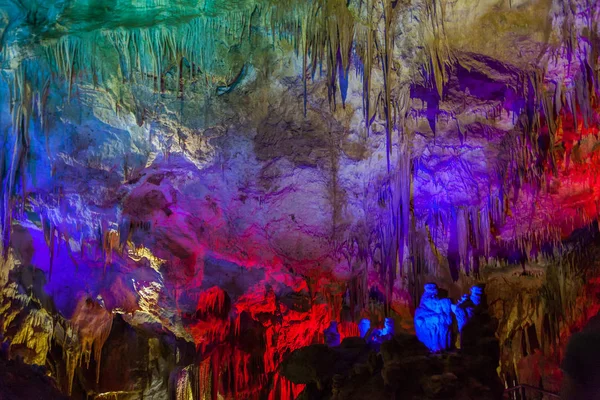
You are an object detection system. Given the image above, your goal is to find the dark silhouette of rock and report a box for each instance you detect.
[0,353,68,400]
[281,331,504,400]
[280,344,340,388]
[324,321,341,347]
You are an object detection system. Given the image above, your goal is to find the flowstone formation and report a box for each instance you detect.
[412,283,498,354]
[0,0,599,398]
[414,283,453,352]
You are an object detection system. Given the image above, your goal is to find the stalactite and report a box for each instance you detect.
[61,323,82,396]
[102,229,121,265]
[47,35,83,100]
[377,0,395,171]
[357,20,374,129]
[422,0,453,98]
[2,63,33,259]
[197,358,212,400]
[176,367,194,400]
[301,13,308,117]
[372,142,414,300]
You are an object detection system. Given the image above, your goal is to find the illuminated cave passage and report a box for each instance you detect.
[0,0,600,399]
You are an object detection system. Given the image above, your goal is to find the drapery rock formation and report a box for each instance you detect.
[0,0,600,398]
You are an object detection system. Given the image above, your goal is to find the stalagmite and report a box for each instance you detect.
[414,283,453,352]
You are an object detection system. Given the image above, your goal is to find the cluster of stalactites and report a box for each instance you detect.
[42,12,249,99]
[181,283,336,400]
[37,210,121,281]
[173,347,302,400]
[0,0,473,272]
[1,0,600,308]
[54,297,114,395]
[0,283,113,395]
[22,0,413,137]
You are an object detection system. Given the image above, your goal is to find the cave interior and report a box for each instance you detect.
[0,0,600,399]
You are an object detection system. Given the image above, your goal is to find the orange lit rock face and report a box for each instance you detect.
[0,0,599,399]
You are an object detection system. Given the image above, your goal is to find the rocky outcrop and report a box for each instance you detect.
[281,333,504,400]
[0,353,69,400]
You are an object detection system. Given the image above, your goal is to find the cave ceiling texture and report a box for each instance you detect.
[0,0,599,399]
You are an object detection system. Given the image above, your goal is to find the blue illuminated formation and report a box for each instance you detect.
[470,285,484,306]
[324,321,341,347]
[453,285,485,334]
[358,318,371,338]
[368,317,395,349]
[414,283,453,352]
[414,284,489,351]
[381,317,395,337]
[453,294,472,333]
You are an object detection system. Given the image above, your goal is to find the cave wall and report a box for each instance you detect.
[0,0,600,398]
